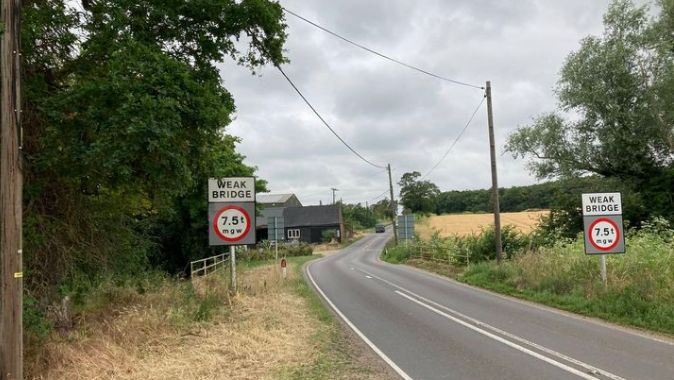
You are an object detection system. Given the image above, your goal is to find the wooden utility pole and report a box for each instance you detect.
[331,188,338,205]
[1,0,24,378]
[387,164,398,245]
[485,81,503,263]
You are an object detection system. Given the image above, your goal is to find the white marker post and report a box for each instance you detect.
[281,258,287,279]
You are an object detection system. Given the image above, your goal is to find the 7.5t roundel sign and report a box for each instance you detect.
[208,201,256,246]
[588,218,621,252]
[213,205,251,242]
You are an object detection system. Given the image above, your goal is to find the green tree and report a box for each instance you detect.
[341,202,377,231]
[370,198,395,220]
[21,0,287,294]
[398,172,440,214]
[506,0,674,225]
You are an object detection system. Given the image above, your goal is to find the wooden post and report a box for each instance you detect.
[1,0,24,378]
[387,164,398,245]
[486,81,503,263]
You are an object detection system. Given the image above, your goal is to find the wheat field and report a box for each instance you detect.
[416,211,549,239]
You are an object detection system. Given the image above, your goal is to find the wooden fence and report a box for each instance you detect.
[190,253,229,281]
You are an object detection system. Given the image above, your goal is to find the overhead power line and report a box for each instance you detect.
[370,190,389,203]
[282,7,484,90]
[422,93,487,179]
[276,65,387,170]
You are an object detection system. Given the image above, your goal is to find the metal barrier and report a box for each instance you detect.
[190,253,229,280]
[412,241,471,266]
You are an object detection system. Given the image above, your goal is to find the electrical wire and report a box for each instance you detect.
[276,65,387,170]
[422,93,486,179]
[282,7,484,90]
[369,190,389,203]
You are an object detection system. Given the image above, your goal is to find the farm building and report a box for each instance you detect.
[257,193,302,208]
[256,194,303,241]
[254,193,344,243]
[284,205,344,244]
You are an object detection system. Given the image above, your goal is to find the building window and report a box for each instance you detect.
[288,229,300,239]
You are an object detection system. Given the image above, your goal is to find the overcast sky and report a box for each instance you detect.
[217,0,641,206]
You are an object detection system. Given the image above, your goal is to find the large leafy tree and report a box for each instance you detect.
[398,172,440,214]
[506,0,674,223]
[21,0,287,291]
[507,0,673,179]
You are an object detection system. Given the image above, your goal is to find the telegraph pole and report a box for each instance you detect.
[331,188,338,205]
[387,164,398,245]
[485,81,503,263]
[1,0,24,377]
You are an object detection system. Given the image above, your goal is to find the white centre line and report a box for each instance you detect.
[396,291,602,380]
[360,269,626,380]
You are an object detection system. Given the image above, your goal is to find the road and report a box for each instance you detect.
[306,229,674,380]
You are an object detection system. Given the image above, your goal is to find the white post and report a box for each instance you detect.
[230,245,237,292]
[600,255,607,286]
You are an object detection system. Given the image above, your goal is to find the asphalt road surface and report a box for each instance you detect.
[306,229,674,380]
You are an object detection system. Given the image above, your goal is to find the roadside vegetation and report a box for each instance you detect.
[27,252,387,379]
[383,0,674,335]
[384,218,674,334]
[19,0,291,356]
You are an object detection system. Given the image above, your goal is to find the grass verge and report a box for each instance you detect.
[386,231,674,337]
[277,255,389,379]
[28,253,389,379]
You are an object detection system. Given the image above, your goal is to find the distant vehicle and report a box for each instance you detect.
[375,224,386,233]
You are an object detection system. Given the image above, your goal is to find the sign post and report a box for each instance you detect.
[208,177,256,293]
[397,215,415,242]
[581,193,625,286]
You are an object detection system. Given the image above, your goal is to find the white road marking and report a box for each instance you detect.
[396,291,603,380]
[383,258,674,347]
[306,262,414,380]
[361,269,626,380]
[365,275,373,279]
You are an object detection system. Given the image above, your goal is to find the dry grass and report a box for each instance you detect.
[417,211,549,240]
[27,262,338,380]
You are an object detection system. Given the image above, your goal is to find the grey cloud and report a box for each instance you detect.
[217,1,619,205]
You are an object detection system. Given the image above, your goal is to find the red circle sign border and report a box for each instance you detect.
[212,205,252,242]
[588,217,620,252]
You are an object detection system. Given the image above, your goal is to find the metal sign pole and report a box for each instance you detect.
[230,245,236,292]
[274,216,278,262]
[600,255,607,286]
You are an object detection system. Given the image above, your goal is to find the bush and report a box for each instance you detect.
[251,241,314,261]
[321,229,338,243]
[382,245,413,263]
[383,225,531,265]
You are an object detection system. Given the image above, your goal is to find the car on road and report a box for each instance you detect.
[375,224,386,233]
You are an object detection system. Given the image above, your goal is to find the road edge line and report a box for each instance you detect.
[375,250,674,346]
[305,261,414,380]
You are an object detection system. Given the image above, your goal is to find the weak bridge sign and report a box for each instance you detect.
[581,193,625,255]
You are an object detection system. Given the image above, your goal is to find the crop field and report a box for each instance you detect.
[416,211,549,239]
